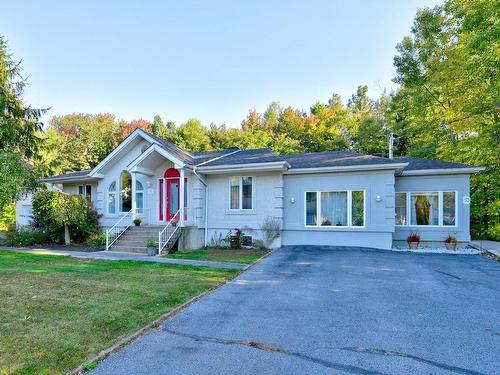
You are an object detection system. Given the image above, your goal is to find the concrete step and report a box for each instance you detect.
[120,233,159,240]
[128,226,164,231]
[113,240,150,247]
[110,244,148,253]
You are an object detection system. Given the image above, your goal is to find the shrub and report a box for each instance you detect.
[32,190,101,244]
[86,232,106,248]
[146,239,157,248]
[0,203,16,232]
[208,231,226,248]
[4,227,48,246]
[227,228,243,249]
[260,216,281,248]
[32,190,64,241]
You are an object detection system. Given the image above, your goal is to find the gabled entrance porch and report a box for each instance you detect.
[106,143,192,254]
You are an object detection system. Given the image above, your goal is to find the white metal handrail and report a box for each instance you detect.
[158,208,181,255]
[106,209,135,251]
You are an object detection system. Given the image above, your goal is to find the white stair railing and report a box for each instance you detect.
[106,209,135,251]
[158,209,181,255]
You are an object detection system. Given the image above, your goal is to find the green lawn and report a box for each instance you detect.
[0,251,238,375]
[165,248,269,264]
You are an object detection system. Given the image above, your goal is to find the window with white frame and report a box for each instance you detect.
[108,181,116,214]
[395,191,457,226]
[78,184,92,201]
[229,176,253,210]
[136,180,144,215]
[305,190,365,227]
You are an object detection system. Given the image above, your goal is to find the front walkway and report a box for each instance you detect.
[0,247,247,270]
[470,240,500,257]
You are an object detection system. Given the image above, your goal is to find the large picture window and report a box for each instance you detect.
[305,190,365,228]
[395,191,457,227]
[411,192,439,225]
[229,176,253,210]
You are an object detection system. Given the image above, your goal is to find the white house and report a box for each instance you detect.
[16,128,484,253]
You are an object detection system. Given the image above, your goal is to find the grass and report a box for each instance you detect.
[164,248,269,264]
[0,250,238,375]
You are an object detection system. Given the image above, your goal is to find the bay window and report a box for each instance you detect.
[395,191,457,227]
[229,176,253,210]
[305,190,365,228]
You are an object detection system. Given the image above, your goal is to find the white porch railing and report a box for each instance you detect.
[158,208,181,255]
[106,209,135,251]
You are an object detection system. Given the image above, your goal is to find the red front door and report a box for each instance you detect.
[166,178,179,221]
[159,168,187,222]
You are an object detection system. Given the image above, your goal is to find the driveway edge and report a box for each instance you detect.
[70,268,245,374]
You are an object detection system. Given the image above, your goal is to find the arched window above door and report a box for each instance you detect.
[164,168,180,178]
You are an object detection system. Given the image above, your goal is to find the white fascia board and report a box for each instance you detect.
[399,167,485,176]
[127,143,186,170]
[284,163,409,175]
[89,128,157,177]
[43,176,97,183]
[197,161,290,174]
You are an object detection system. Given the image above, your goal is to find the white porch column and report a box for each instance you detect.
[131,171,137,219]
[179,168,185,227]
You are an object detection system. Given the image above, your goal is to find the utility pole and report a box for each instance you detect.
[389,132,394,159]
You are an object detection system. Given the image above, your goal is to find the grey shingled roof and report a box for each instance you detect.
[193,148,240,164]
[282,150,403,169]
[44,170,91,181]
[395,157,477,171]
[146,132,195,164]
[199,148,285,167]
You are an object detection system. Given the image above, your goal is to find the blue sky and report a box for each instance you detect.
[1,0,441,128]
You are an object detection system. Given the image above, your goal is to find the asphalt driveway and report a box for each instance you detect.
[91,246,500,375]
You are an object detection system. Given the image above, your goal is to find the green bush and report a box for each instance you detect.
[4,227,48,246]
[32,190,101,243]
[0,203,16,232]
[86,232,106,248]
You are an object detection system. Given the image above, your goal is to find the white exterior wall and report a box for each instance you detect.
[394,174,471,242]
[282,170,396,250]
[205,172,284,247]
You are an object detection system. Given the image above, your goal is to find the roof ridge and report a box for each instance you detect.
[141,129,195,160]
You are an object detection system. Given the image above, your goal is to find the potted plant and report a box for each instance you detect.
[444,234,457,251]
[133,217,142,226]
[406,232,420,250]
[146,239,157,256]
[171,218,178,227]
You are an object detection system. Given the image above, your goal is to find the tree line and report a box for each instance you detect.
[0,0,498,239]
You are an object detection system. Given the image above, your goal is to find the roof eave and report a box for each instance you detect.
[284,163,409,175]
[399,167,485,176]
[197,161,290,174]
[43,175,98,183]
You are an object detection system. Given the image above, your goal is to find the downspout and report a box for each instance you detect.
[193,167,209,247]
